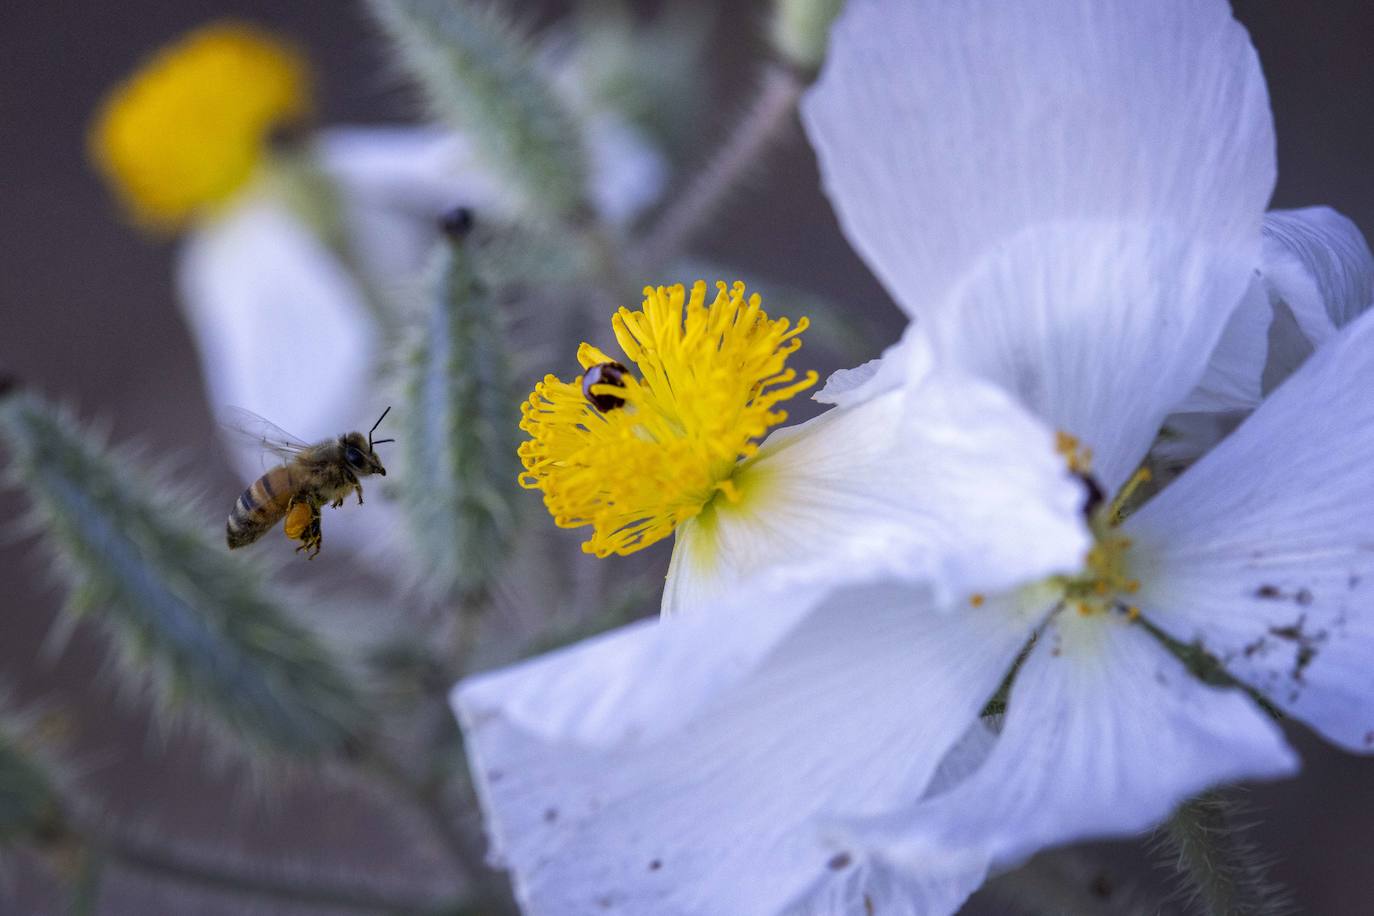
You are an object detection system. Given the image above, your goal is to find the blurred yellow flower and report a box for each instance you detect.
[89,22,310,232]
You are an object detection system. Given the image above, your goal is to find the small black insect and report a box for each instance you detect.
[582,361,629,412]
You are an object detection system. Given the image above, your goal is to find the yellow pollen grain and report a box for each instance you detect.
[89,22,310,232]
[518,280,818,558]
[968,593,986,607]
[1126,606,1141,621]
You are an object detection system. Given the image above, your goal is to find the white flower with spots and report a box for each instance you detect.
[451,0,1374,912]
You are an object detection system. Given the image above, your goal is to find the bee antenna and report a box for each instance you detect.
[371,438,395,446]
[369,405,392,449]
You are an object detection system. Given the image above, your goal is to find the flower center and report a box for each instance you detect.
[89,22,310,231]
[518,280,817,557]
[1052,432,1153,618]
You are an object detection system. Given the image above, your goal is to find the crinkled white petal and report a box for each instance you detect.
[663,370,1089,616]
[1173,275,1271,414]
[802,0,1274,322]
[837,612,1297,875]
[812,323,927,408]
[924,223,1254,494]
[1263,206,1374,344]
[456,580,1034,915]
[1127,307,1374,753]
[783,721,1000,916]
[1257,206,1374,393]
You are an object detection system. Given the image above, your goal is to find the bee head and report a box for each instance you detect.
[341,431,386,476]
[343,405,394,477]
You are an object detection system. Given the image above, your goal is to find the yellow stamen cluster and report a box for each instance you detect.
[1051,431,1148,619]
[89,22,310,231]
[519,281,818,557]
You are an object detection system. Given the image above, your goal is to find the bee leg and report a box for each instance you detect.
[285,500,323,558]
[330,496,344,509]
[355,482,364,506]
[299,514,323,559]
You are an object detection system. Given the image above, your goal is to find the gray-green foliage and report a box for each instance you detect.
[0,392,365,761]
[398,231,516,600]
[367,0,589,220]
[567,0,713,158]
[0,713,61,850]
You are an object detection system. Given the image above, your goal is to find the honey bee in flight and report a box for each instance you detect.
[223,407,394,558]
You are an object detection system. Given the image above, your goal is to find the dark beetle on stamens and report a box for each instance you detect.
[582,361,628,412]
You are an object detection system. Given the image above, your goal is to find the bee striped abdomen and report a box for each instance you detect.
[226,465,298,548]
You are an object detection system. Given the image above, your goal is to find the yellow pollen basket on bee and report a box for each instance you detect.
[89,21,310,232]
[518,280,818,558]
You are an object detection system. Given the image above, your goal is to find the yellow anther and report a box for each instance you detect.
[1054,430,1094,475]
[1109,466,1154,525]
[519,281,817,557]
[969,593,986,608]
[89,22,310,231]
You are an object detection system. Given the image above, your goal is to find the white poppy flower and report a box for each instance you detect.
[797,0,1373,890]
[462,358,1091,913]
[452,0,1374,912]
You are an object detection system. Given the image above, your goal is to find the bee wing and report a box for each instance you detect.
[219,407,312,460]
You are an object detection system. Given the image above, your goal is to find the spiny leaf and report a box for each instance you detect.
[367,0,588,220]
[0,391,366,762]
[1152,791,1296,916]
[397,227,516,601]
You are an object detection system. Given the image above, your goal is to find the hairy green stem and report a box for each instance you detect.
[634,63,804,272]
[1157,792,1293,916]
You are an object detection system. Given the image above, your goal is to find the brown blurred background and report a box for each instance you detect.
[3,1,1374,912]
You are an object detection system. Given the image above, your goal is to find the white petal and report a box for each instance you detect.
[840,613,1297,874]
[1173,275,1271,414]
[316,126,508,294]
[1263,206,1374,345]
[812,323,926,408]
[456,580,1034,915]
[781,855,984,916]
[177,195,376,446]
[663,373,1090,616]
[802,0,1274,322]
[1126,307,1374,753]
[926,223,1255,493]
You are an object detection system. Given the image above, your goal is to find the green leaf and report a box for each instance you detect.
[396,229,517,601]
[367,0,589,220]
[0,391,366,762]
